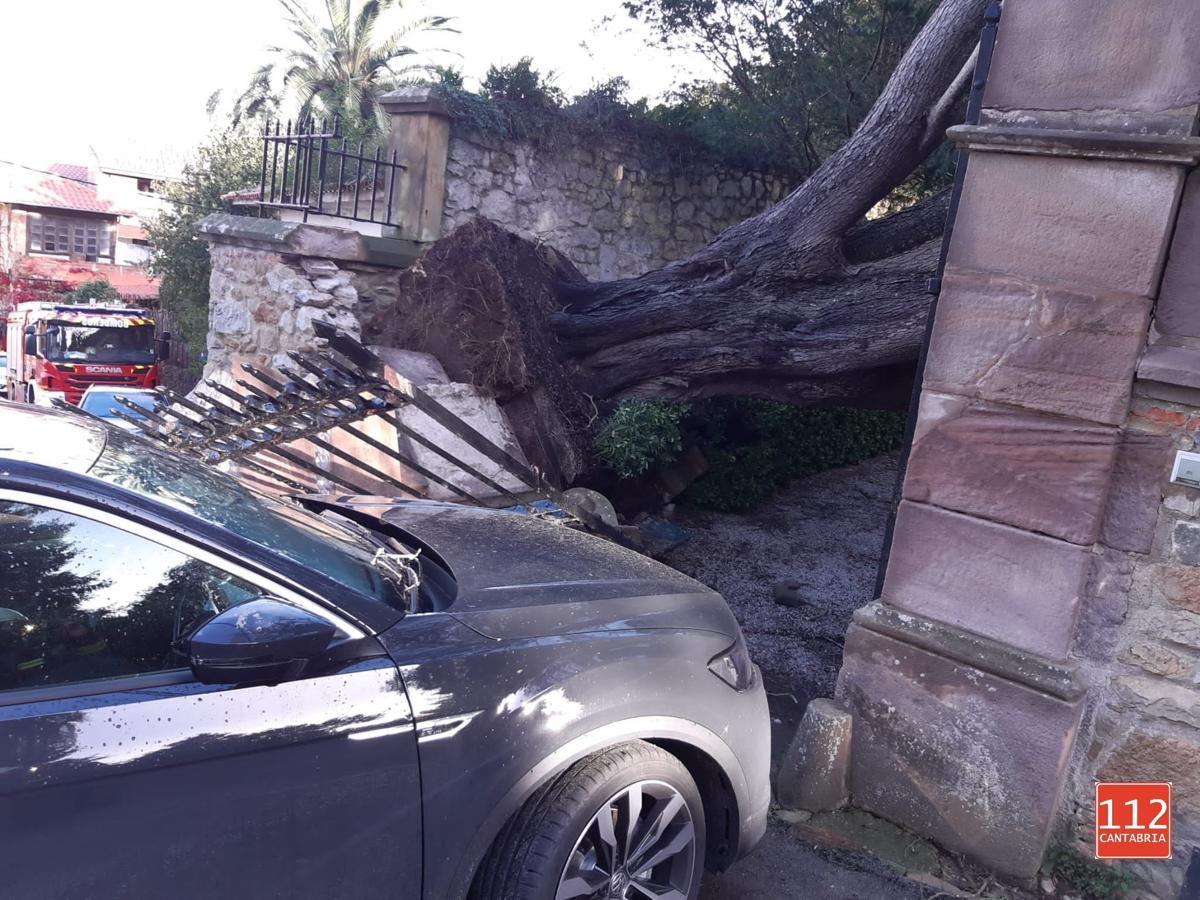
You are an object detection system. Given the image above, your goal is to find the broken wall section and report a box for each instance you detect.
[195,213,531,502]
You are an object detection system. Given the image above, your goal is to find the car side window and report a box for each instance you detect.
[0,500,259,693]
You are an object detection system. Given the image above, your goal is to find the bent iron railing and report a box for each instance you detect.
[256,116,404,227]
[55,323,621,542]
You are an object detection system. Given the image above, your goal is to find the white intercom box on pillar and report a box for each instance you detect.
[1171,450,1200,489]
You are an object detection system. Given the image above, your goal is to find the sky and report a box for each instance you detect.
[0,0,717,172]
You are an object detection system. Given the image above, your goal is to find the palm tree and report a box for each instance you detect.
[227,0,453,135]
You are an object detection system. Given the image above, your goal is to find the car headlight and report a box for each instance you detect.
[708,632,756,691]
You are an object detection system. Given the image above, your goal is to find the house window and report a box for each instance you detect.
[27,214,113,262]
[136,178,153,192]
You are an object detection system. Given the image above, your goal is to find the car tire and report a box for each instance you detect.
[474,741,706,900]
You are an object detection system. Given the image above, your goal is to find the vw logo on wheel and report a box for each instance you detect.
[609,871,630,896]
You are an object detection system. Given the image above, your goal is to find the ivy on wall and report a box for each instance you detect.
[436,64,797,178]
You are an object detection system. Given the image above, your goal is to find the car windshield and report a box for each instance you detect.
[80,391,156,420]
[86,427,408,610]
[46,322,155,364]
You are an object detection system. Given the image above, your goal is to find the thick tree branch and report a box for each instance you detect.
[564,0,987,314]
[843,190,950,263]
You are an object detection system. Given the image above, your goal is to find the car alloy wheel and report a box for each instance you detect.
[555,779,697,900]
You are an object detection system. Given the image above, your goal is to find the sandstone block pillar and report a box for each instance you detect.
[380,86,451,244]
[824,0,1200,880]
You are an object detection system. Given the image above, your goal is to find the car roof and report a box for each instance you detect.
[0,400,105,473]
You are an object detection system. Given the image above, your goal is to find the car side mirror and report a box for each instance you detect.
[23,325,36,357]
[187,597,338,685]
[157,331,171,361]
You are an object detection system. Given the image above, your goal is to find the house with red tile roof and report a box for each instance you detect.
[0,156,179,314]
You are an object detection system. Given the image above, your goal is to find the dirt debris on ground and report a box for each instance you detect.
[673,453,1043,900]
[665,451,900,705]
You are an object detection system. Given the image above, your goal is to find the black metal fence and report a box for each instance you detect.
[256,117,405,227]
[60,323,625,545]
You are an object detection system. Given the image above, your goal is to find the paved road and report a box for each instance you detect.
[700,821,928,900]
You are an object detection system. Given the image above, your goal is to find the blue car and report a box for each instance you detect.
[77,385,159,430]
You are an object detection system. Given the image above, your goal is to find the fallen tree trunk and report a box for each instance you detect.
[366,0,987,481]
[553,204,943,408]
[552,0,985,405]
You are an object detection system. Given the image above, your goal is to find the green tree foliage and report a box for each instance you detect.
[145,129,262,364]
[596,399,689,478]
[481,58,565,108]
[224,0,453,133]
[625,0,943,185]
[595,398,905,510]
[66,279,122,305]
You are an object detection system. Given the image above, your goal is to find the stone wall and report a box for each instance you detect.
[205,241,396,376]
[375,85,790,279]
[439,125,788,281]
[196,213,532,501]
[1064,392,1200,898]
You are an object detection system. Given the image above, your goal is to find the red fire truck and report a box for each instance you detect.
[4,301,169,406]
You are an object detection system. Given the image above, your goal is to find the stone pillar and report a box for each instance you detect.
[380,86,451,244]
[824,0,1200,881]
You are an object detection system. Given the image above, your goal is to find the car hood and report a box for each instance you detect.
[325,498,740,641]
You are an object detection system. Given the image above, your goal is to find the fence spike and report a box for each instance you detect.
[386,148,398,225]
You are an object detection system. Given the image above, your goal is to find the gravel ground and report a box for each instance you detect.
[665,453,928,899]
[665,452,900,702]
[662,456,1036,900]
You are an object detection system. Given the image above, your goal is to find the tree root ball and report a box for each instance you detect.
[362,218,595,486]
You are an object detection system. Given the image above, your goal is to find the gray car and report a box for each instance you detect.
[0,402,770,900]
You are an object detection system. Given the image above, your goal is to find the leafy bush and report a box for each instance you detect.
[431,65,465,89]
[568,77,647,128]
[686,442,784,513]
[481,58,564,108]
[596,400,689,478]
[594,397,905,511]
[67,279,121,305]
[685,401,905,511]
[435,65,792,177]
[1046,846,1134,900]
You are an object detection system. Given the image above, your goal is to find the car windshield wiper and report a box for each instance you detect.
[318,510,422,610]
[370,547,422,610]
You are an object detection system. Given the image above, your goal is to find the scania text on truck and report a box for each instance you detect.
[4,302,170,406]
